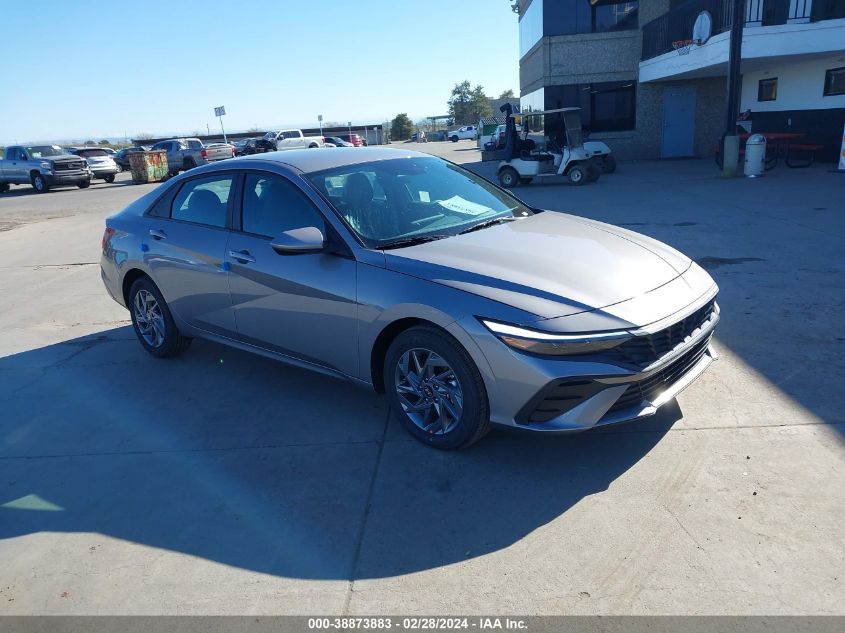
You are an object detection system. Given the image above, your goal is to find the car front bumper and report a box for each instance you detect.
[44,171,91,185]
[451,292,720,433]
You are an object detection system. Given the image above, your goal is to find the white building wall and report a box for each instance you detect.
[741,55,845,112]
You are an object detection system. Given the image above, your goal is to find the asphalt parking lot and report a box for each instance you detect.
[1,145,843,615]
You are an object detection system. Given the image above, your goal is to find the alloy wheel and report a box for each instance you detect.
[394,348,464,435]
[133,289,166,348]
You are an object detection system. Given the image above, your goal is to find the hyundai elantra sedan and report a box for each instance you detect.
[100,148,719,449]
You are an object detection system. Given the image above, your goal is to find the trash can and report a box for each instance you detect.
[129,150,169,184]
[744,134,766,178]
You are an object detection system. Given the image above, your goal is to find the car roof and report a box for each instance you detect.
[231,147,432,174]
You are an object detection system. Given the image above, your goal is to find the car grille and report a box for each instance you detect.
[605,299,716,369]
[605,334,712,414]
[54,160,85,171]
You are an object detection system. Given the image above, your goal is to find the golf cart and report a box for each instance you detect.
[486,104,602,187]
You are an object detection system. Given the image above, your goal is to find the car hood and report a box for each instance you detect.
[384,212,694,321]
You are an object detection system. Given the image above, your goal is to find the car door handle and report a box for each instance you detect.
[149,229,167,240]
[228,250,256,263]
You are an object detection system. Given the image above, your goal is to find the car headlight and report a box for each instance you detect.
[481,319,630,356]
[40,161,51,169]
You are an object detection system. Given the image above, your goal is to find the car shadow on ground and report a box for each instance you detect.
[0,326,678,580]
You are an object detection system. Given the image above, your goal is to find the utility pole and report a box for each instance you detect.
[721,0,745,177]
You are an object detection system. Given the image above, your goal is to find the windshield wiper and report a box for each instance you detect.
[380,234,450,250]
[457,216,517,235]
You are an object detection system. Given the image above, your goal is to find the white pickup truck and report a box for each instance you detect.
[447,125,477,142]
[261,129,326,150]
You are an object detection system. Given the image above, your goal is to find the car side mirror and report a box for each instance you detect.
[270,226,325,255]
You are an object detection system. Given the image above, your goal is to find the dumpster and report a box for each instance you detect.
[744,134,766,178]
[129,150,169,184]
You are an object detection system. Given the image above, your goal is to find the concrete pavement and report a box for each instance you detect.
[1,152,843,615]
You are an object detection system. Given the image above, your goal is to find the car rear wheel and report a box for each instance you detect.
[498,167,519,189]
[0,183,9,193]
[104,174,116,183]
[128,277,192,358]
[385,326,490,450]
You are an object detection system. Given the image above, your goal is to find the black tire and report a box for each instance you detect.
[587,163,601,182]
[183,158,196,171]
[309,143,319,148]
[498,166,519,189]
[31,173,50,193]
[128,277,192,358]
[385,326,490,450]
[602,154,617,173]
[0,183,9,193]
[78,179,91,189]
[104,174,116,184]
[451,135,459,143]
[568,165,587,185]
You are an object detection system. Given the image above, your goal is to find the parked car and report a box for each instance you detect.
[491,123,522,149]
[448,125,477,142]
[0,144,92,193]
[149,138,206,176]
[234,138,268,157]
[114,146,149,171]
[332,133,366,147]
[324,136,354,147]
[261,129,325,150]
[69,147,120,183]
[202,142,235,162]
[100,148,719,449]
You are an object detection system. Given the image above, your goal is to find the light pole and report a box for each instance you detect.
[318,114,323,137]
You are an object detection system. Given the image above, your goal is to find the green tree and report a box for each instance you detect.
[498,89,515,99]
[390,113,414,141]
[99,139,110,145]
[448,81,492,125]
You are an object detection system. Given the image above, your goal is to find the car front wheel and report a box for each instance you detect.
[128,277,192,358]
[385,326,490,449]
[498,167,519,189]
[31,173,50,193]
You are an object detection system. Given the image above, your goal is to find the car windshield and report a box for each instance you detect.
[307,156,534,248]
[25,145,66,158]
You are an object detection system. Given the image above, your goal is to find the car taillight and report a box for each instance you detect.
[231,147,235,157]
[201,149,208,158]
[102,227,115,250]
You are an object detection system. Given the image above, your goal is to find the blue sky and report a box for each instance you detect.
[0,0,519,144]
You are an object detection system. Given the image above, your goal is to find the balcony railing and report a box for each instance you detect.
[641,0,733,61]
[641,0,845,61]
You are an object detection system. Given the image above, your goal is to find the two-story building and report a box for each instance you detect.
[518,0,845,161]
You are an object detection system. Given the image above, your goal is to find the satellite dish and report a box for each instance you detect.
[693,11,712,44]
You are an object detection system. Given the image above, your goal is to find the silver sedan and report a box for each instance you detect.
[100,148,719,449]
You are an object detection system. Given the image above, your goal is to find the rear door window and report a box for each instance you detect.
[170,175,233,228]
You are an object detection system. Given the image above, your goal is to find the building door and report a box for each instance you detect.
[661,86,696,158]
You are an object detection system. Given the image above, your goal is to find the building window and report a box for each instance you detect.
[544,0,638,36]
[543,81,637,133]
[823,67,845,96]
[519,0,544,58]
[588,81,637,131]
[592,1,639,32]
[757,78,778,102]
